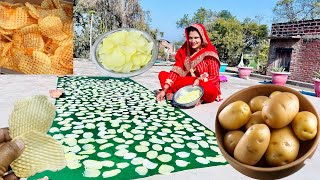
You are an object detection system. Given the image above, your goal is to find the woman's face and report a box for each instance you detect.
[188,30,202,51]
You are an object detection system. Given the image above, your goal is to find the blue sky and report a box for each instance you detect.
[139,0,278,42]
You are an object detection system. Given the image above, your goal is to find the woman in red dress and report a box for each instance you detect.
[156,23,222,104]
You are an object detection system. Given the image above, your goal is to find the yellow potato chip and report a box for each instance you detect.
[22,33,44,51]
[52,0,61,8]
[56,36,73,46]
[9,95,55,138]
[1,42,12,56]
[61,3,72,17]
[55,44,73,69]
[0,7,28,30]
[38,8,69,22]
[50,55,73,75]
[0,26,13,35]
[62,20,73,36]
[19,24,39,35]
[41,0,55,9]
[11,131,67,178]
[39,15,68,41]
[0,56,19,71]
[25,2,40,19]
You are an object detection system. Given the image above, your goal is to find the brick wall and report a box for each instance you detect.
[268,19,320,83]
[271,19,320,37]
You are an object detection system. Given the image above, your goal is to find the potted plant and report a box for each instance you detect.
[238,65,253,79]
[271,67,291,86]
[313,71,320,97]
[219,62,228,72]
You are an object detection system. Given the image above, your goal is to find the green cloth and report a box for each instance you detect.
[31,76,227,180]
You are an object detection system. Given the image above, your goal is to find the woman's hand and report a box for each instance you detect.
[0,128,25,180]
[193,78,200,86]
[156,90,166,101]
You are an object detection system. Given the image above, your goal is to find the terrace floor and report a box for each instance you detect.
[0,59,319,180]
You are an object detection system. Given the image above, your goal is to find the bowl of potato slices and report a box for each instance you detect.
[215,84,319,179]
[91,28,158,77]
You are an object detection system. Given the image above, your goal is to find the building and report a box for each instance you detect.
[158,39,176,60]
[267,19,320,83]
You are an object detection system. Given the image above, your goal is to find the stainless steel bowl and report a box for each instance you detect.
[91,28,158,78]
[172,85,204,108]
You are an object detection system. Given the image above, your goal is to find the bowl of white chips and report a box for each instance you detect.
[172,85,204,108]
[91,28,158,77]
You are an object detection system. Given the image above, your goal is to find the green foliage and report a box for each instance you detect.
[272,67,286,72]
[176,7,215,28]
[217,10,234,20]
[314,70,320,79]
[273,0,320,22]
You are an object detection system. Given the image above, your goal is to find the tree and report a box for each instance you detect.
[273,0,320,22]
[74,0,162,58]
[207,18,244,65]
[176,7,215,28]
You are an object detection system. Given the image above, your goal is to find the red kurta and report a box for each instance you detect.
[158,24,221,103]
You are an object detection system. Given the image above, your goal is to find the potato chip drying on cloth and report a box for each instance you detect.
[0,0,73,74]
[8,95,66,178]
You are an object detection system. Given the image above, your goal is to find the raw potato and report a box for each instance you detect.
[244,111,265,130]
[218,101,252,130]
[269,91,282,99]
[223,130,244,154]
[291,111,318,141]
[249,96,270,112]
[262,92,299,129]
[265,126,300,166]
[234,124,270,165]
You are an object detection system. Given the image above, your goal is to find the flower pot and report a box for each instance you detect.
[313,78,320,97]
[219,63,228,72]
[271,71,291,86]
[238,67,253,79]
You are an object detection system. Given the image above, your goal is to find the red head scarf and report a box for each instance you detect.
[172,23,220,77]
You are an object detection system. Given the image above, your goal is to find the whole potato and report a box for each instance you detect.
[262,92,299,129]
[234,124,270,165]
[292,111,318,141]
[269,91,282,99]
[249,96,270,112]
[244,111,265,130]
[265,126,300,166]
[224,130,244,155]
[218,101,252,130]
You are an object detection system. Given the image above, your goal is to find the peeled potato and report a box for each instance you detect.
[262,92,299,129]
[265,126,300,166]
[292,111,318,141]
[249,96,270,112]
[244,111,265,130]
[234,124,270,165]
[223,130,244,155]
[218,101,252,130]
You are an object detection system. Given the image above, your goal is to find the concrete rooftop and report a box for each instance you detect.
[0,59,319,180]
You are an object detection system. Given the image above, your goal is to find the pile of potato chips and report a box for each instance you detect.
[0,0,73,74]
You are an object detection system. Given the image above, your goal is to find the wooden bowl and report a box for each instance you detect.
[215,84,320,179]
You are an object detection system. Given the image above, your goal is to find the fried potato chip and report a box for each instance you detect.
[0,56,19,71]
[38,8,69,22]
[62,20,73,36]
[39,15,68,41]
[55,44,73,69]
[0,7,28,29]
[1,42,12,56]
[61,3,72,17]
[18,50,51,74]
[9,95,55,138]
[11,131,67,178]
[41,0,55,9]
[22,33,44,50]
[52,0,61,8]
[19,24,40,35]
[0,27,13,35]
[50,55,73,74]
[25,2,40,19]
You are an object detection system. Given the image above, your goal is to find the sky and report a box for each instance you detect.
[139,0,278,42]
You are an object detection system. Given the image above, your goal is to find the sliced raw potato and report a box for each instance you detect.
[83,144,95,150]
[146,150,158,159]
[83,132,94,138]
[49,127,60,133]
[158,165,174,175]
[83,160,103,169]
[187,142,199,149]
[142,159,158,169]
[157,154,172,162]
[135,145,149,153]
[97,152,111,158]
[102,160,115,167]
[171,143,184,149]
[115,149,129,157]
[176,152,190,158]
[9,95,56,138]
[100,143,114,150]
[11,131,66,178]
[131,157,144,165]
[192,149,204,156]
[117,162,130,169]
[83,169,101,178]
[176,160,189,167]
[196,157,210,164]
[124,152,137,160]
[135,166,148,176]
[164,147,175,153]
[207,155,227,163]
[152,144,163,151]
[102,169,121,178]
